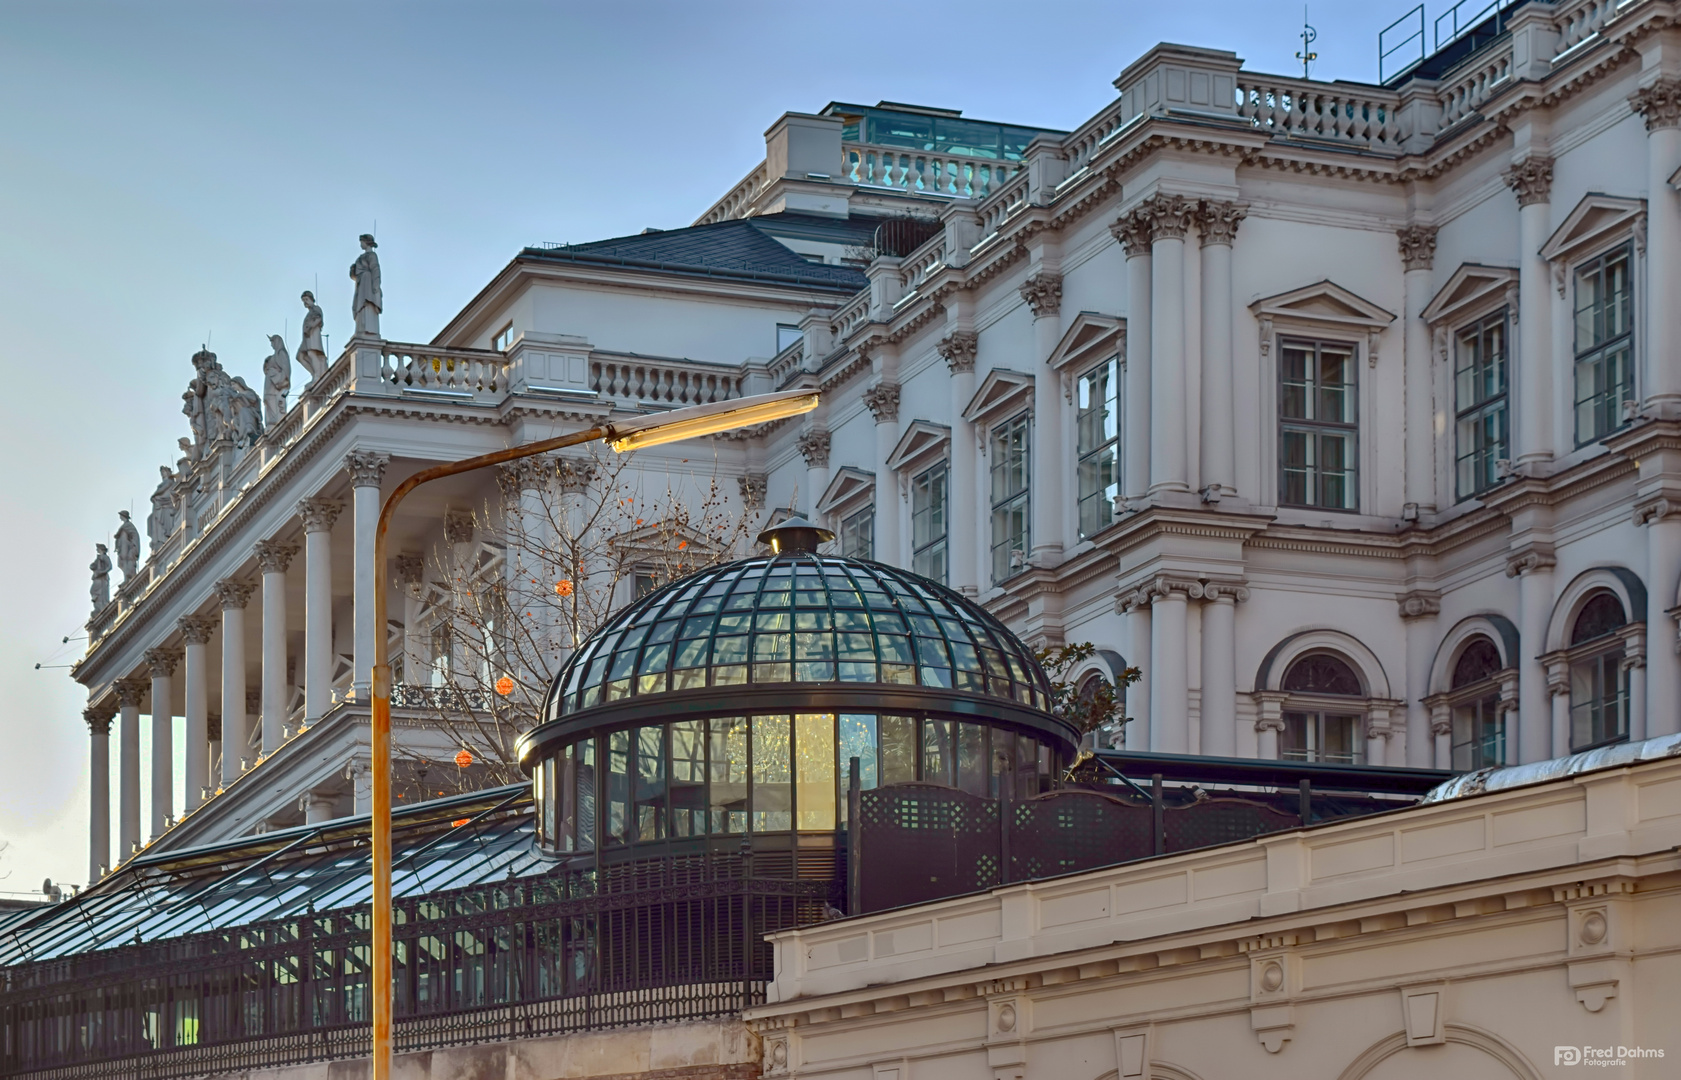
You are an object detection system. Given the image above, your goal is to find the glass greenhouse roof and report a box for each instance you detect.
[547,554,1053,721]
[0,786,539,965]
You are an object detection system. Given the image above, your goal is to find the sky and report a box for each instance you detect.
[0,0,1430,895]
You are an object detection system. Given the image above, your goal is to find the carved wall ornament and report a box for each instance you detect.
[1433,326,1450,364]
[1397,590,1442,619]
[443,509,476,546]
[214,579,255,610]
[393,552,425,587]
[1109,211,1154,258]
[1553,261,1568,298]
[345,450,391,489]
[937,330,978,373]
[1502,155,1555,207]
[84,707,113,737]
[254,539,299,574]
[297,497,343,534]
[1201,581,1251,603]
[1195,200,1247,246]
[863,381,902,424]
[1396,225,1439,271]
[1630,77,1681,131]
[143,647,179,678]
[1140,194,1196,242]
[797,429,832,470]
[177,615,216,645]
[1258,315,1274,358]
[1634,497,1677,526]
[1018,272,1063,318]
[556,458,596,494]
[738,473,768,510]
[113,678,148,709]
[1367,328,1382,368]
[1504,545,1557,578]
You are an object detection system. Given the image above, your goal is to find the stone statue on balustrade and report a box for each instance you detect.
[297,291,328,381]
[147,466,175,552]
[181,387,205,448]
[263,335,291,425]
[113,511,141,582]
[349,234,381,338]
[229,376,264,447]
[89,545,111,611]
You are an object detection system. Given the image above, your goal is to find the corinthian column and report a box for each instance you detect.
[939,331,979,594]
[85,704,114,881]
[298,497,343,721]
[1145,196,1195,494]
[178,615,214,809]
[215,579,255,784]
[1503,156,1555,465]
[347,451,391,700]
[863,381,902,563]
[144,648,178,838]
[1021,270,1065,563]
[1632,78,1681,413]
[113,678,145,859]
[1199,582,1247,756]
[797,430,831,521]
[1111,214,1152,507]
[255,539,298,755]
[1398,226,1439,514]
[1197,201,1245,501]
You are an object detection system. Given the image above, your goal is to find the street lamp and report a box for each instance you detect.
[368,388,819,1078]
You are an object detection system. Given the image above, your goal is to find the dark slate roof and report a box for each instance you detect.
[522,212,877,292]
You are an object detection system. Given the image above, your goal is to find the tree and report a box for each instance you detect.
[1037,643,1140,778]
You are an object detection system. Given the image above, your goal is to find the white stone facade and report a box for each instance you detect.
[75,1,1681,880]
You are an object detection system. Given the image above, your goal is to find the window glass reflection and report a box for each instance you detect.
[795,713,836,830]
[708,718,748,834]
[752,715,792,831]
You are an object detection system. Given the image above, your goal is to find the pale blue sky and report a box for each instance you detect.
[0,0,1421,893]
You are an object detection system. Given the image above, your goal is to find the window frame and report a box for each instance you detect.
[1452,309,1510,501]
[1075,355,1121,539]
[1276,336,1360,512]
[989,411,1032,584]
[492,322,515,352]
[910,462,948,584]
[838,504,875,561]
[1571,243,1636,447]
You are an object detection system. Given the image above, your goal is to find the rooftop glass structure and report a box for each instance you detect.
[822,102,1060,162]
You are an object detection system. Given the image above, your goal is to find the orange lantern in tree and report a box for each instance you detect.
[494,676,514,696]
[555,579,574,597]
[454,748,474,768]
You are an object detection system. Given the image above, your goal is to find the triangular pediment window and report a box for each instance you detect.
[1540,193,1646,265]
[1421,263,1519,327]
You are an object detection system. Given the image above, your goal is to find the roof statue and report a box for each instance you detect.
[89,544,110,611]
[263,335,291,426]
[146,466,174,552]
[349,234,381,338]
[229,376,264,447]
[113,511,140,582]
[297,291,328,381]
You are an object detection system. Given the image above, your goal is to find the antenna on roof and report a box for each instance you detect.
[1296,6,1320,78]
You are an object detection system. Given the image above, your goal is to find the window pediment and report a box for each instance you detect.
[887,420,950,474]
[817,466,876,517]
[1046,312,1125,374]
[962,368,1034,426]
[1539,193,1646,265]
[1421,263,1519,327]
[1250,280,1396,332]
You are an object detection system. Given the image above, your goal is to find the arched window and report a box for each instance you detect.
[1280,653,1364,764]
[1448,637,1506,770]
[1568,591,1629,750]
[1076,671,1121,748]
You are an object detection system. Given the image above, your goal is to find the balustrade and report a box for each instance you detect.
[1554,0,1616,56]
[1062,100,1128,175]
[1235,77,1404,152]
[380,345,510,397]
[842,143,1013,199]
[978,171,1032,237]
[830,292,870,341]
[897,234,946,295]
[1438,45,1513,129]
[696,163,768,225]
[589,358,742,408]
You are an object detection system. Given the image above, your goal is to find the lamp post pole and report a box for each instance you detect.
[367,391,817,1080]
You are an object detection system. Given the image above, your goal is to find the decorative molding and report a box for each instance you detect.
[1019,272,1063,318]
[1200,580,1250,603]
[1109,211,1152,258]
[83,707,113,737]
[1501,154,1554,207]
[253,539,299,574]
[1046,312,1125,374]
[1139,193,1196,242]
[1633,496,1678,526]
[887,420,952,474]
[797,429,832,470]
[1421,263,1519,328]
[143,647,179,678]
[962,368,1035,427]
[1630,76,1681,132]
[863,381,902,424]
[937,331,978,374]
[1396,225,1438,271]
[1249,280,1396,343]
[1397,590,1442,620]
[1539,193,1648,266]
[817,466,877,518]
[1504,544,1557,578]
[1196,199,1247,247]
[297,497,343,534]
[177,615,215,645]
[738,473,768,511]
[214,580,254,610]
[344,449,391,488]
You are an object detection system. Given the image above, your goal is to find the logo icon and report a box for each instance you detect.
[1555,1047,1582,1066]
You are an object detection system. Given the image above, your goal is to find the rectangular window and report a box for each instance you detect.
[839,504,874,560]
[573,738,596,851]
[1281,711,1363,764]
[1454,312,1509,500]
[911,464,948,583]
[1573,245,1634,445]
[670,719,705,837]
[606,730,630,845]
[1279,340,1358,510]
[492,322,515,352]
[794,713,836,830]
[1451,695,1506,771]
[776,324,804,354]
[707,717,748,834]
[633,570,659,600]
[879,714,918,785]
[1076,356,1121,537]
[1570,652,1629,750]
[990,412,1031,583]
[751,714,792,831]
[633,725,666,841]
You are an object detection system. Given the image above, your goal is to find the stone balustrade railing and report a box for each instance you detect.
[1235,76,1405,153]
[590,357,742,409]
[391,682,492,712]
[831,291,871,341]
[897,233,946,296]
[695,163,769,227]
[1437,43,1514,130]
[380,345,510,397]
[768,341,805,389]
[842,143,1015,200]
[1061,99,1130,177]
[1555,0,1617,56]
[977,170,1032,237]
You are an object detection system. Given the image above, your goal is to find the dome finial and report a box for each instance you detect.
[756,515,834,554]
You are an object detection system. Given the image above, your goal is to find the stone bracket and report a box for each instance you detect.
[1250,1003,1293,1053]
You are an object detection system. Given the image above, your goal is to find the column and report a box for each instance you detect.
[300,790,338,825]
[1366,704,1393,767]
[298,497,343,722]
[215,579,254,785]
[1148,577,1196,753]
[864,381,902,563]
[1399,590,1440,767]
[85,704,113,881]
[1121,590,1152,750]
[144,648,177,839]
[1624,646,1648,744]
[1638,501,1681,737]
[113,678,145,859]
[1021,271,1065,563]
[207,713,222,790]
[178,615,214,810]
[1502,156,1555,466]
[346,760,373,815]
[1429,699,1452,769]
[1508,547,1556,762]
[255,539,299,755]
[939,331,979,594]
[347,451,390,700]
[1546,658,1571,756]
[1197,202,1245,501]
[1254,693,1285,760]
[1147,196,1194,494]
[1111,213,1153,507]
[1199,584,1244,756]
[1398,227,1439,514]
[395,552,426,681]
[1632,78,1681,412]
[797,430,830,522]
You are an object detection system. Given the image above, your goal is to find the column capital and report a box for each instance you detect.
[1396,225,1439,272]
[1109,211,1153,258]
[1504,544,1557,578]
[143,646,180,678]
[443,508,476,545]
[1139,194,1196,242]
[254,539,300,574]
[1018,272,1063,318]
[862,381,901,424]
[394,551,425,587]
[1502,155,1554,207]
[1428,698,1452,736]
[1633,495,1680,526]
[937,330,978,374]
[214,579,255,610]
[345,450,391,488]
[297,497,343,533]
[113,678,147,708]
[797,429,832,469]
[1397,589,1442,620]
[177,614,216,644]
[1195,200,1247,247]
[1201,580,1250,603]
[1145,575,1204,602]
[497,456,551,501]
[84,706,114,736]
[1253,691,1288,729]
[738,473,768,511]
[206,713,222,742]
[557,457,596,494]
[1630,76,1681,132]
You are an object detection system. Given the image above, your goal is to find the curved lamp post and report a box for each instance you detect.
[369,389,819,1078]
